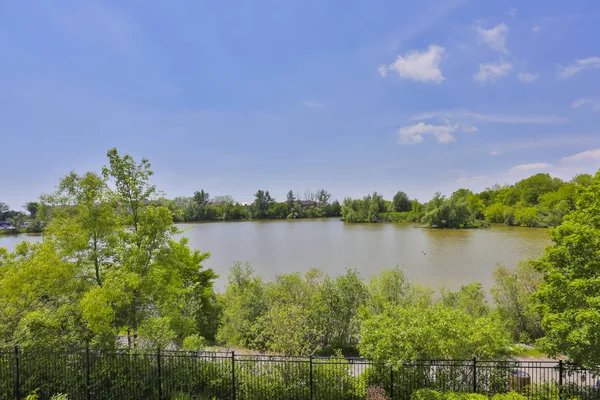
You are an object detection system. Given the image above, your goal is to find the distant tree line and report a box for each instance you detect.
[0,201,43,234]
[166,189,342,222]
[341,173,593,228]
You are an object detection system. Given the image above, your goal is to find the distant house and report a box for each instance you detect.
[300,200,318,208]
[240,202,253,207]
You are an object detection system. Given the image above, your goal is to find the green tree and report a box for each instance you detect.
[0,241,85,347]
[316,189,331,208]
[286,190,295,212]
[441,282,489,318]
[252,190,274,219]
[532,170,600,366]
[492,262,542,343]
[41,172,118,287]
[25,202,39,219]
[392,191,412,212]
[359,304,512,365]
[319,269,369,349]
[216,262,267,348]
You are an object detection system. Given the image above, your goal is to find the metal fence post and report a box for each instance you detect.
[13,347,20,400]
[390,366,394,400]
[558,359,563,399]
[157,348,163,400]
[472,358,477,393]
[231,351,236,400]
[309,355,313,400]
[85,345,91,400]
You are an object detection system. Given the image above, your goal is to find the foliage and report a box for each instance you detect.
[358,304,513,365]
[341,192,387,222]
[0,149,218,349]
[411,390,527,400]
[532,171,600,367]
[392,191,412,212]
[491,262,543,342]
[441,282,489,318]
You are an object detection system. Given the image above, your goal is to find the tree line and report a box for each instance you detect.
[166,189,342,222]
[0,148,599,370]
[341,173,593,228]
[3,171,590,231]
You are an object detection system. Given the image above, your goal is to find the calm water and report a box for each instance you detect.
[0,219,551,291]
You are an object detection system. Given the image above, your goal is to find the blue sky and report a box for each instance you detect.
[2,0,600,209]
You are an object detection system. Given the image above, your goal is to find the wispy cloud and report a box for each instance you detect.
[507,8,517,18]
[398,122,457,144]
[386,45,446,84]
[300,100,325,108]
[509,162,551,172]
[378,65,388,78]
[532,25,541,33]
[562,149,600,163]
[265,115,284,122]
[490,150,502,156]
[410,110,566,124]
[475,23,509,53]
[572,98,600,111]
[559,57,600,78]
[474,62,512,83]
[518,72,539,83]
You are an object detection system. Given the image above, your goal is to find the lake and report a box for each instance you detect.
[0,219,551,292]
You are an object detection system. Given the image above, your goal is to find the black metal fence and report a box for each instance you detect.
[0,348,599,400]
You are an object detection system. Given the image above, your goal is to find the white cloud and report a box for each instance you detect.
[300,100,324,108]
[562,149,600,163]
[507,8,517,18]
[398,122,458,144]
[462,125,478,133]
[378,65,388,78]
[518,72,539,83]
[532,25,541,33]
[474,62,512,83]
[559,57,600,78]
[475,23,509,53]
[410,110,566,124]
[387,45,446,84]
[572,98,600,111]
[490,150,502,156]
[509,162,551,172]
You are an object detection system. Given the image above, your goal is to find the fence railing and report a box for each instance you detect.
[0,347,598,400]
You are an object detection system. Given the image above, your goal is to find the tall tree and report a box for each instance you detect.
[24,202,39,219]
[316,189,331,208]
[193,190,210,207]
[42,172,118,287]
[286,190,295,212]
[532,170,600,366]
[252,190,274,219]
[392,191,412,212]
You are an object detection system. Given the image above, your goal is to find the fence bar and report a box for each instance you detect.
[309,355,313,400]
[85,345,91,400]
[231,351,236,400]
[472,357,477,393]
[558,359,563,399]
[390,365,394,400]
[157,348,162,400]
[13,347,20,400]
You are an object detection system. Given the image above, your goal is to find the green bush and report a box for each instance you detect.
[492,393,527,400]
[411,389,444,400]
